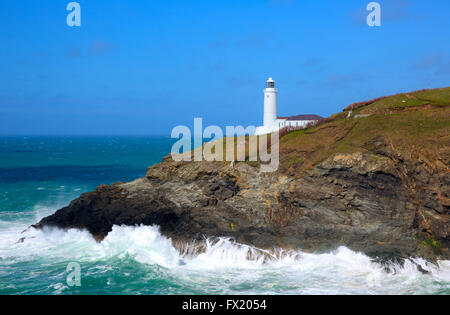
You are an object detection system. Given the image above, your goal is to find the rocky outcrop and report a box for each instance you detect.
[33,140,450,261]
[33,87,450,261]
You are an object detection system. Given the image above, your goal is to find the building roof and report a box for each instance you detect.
[277,117,289,120]
[286,114,324,121]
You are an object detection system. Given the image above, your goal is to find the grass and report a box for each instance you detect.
[352,87,450,115]
[421,237,442,255]
[278,87,450,177]
[344,87,450,113]
[184,87,449,177]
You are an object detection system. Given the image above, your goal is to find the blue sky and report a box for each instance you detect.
[0,0,449,135]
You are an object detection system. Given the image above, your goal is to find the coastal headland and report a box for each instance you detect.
[33,87,450,261]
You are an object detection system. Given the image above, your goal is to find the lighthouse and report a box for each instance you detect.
[255,77,323,135]
[263,77,277,128]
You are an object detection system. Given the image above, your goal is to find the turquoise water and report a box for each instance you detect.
[0,136,449,295]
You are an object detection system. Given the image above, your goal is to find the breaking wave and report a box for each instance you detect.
[1,222,449,295]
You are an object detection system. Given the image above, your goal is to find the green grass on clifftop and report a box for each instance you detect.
[279,87,450,176]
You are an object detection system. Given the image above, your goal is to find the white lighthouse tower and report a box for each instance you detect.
[263,77,277,128]
[254,77,323,135]
[255,77,279,135]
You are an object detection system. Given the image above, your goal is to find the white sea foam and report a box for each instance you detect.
[1,222,449,294]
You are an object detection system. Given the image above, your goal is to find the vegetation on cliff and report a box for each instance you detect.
[33,87,450,261]
[279,87,450,176]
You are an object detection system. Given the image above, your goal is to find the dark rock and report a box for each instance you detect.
[32,151,450,261]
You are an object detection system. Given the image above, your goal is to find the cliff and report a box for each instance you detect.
[33,87,450,261]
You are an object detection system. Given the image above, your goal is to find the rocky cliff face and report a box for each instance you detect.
[34,144,449,261]
[33,88,450,261]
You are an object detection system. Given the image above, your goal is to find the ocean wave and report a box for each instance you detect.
[0,224,448,294]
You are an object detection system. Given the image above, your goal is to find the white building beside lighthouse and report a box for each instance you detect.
[255,77,323,135]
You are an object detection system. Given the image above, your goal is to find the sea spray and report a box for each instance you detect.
[1,224,449,294]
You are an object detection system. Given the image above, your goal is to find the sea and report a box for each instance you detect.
[0,136,448,295]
